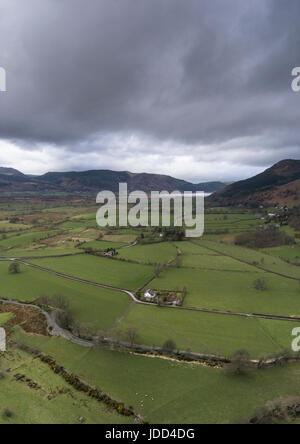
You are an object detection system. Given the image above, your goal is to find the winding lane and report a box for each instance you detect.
[1,256,300,323]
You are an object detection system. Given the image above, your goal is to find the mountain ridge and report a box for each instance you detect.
[209,159,300,206]
[0,167,25,177]
[0,168,226,193]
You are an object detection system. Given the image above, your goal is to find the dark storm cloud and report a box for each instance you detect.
[0,0,299,180]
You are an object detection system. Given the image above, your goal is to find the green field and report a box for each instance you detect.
[119,242,178,264]
[0,312,13,326]
[150,265,300,317]
[13,330,300,424]
[262,245,300,263]
[197,239,300,279]
[29,255,155,290]
[115,303,294,358]
[0,261,131,332]
[0,231,59,250]
[1,200,300,424]
[180,252,256,271]
[0,246,80,258]
[102,234,138,243]
[0,220,30,232]
[0,348,131,424]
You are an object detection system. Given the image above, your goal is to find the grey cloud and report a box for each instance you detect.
[0,0,299,179]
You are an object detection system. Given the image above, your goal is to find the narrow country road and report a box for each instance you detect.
[1,256,300,323]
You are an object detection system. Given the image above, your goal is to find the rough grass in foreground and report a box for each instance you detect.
[0,348,132,424]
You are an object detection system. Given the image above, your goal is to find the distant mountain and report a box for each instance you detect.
[0,168,226,194]
[0,167,24,177]
[209,160,300,206]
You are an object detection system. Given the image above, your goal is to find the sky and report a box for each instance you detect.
[0,0,299,183]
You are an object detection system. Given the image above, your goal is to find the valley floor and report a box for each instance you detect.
[0,197,300,424]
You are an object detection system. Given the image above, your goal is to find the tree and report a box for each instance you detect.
[37,294,51,308]
[228,349,251,376]
[126,327,139,347]
[72,321,93,340]
[8,262,20,274]
[175,254,183,268]
[54,309,73,330]
[155,263,162,278]
[50,294,69,310]
[253,278,268,291]
[2,408,12,418]
[163,339,177,353]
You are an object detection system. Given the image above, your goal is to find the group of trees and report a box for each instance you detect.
[93,325,178,356]
[235,226,293,249]
[38,293,93,340]
[288,206,300,230]
[160,227,185,241]
[253,278,268,291]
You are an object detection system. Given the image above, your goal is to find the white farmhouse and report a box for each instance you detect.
[144,289,157,302]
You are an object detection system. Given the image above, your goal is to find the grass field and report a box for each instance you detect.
[115,303,294,358]
[13,330,300,424]
[29,255,155,290]
[102,234,138,243]
[0,348,131,424]
[179,253,256,271]
[0,261,131,332]
[197,239,300,279]
[1,200,300,424]
[0,231,59,250]
[151,266,300,317]
[0,313,13,326]
[0,246,80,258]
[0,221,30,232]
[119,242,178,264]
[262,245,300,263]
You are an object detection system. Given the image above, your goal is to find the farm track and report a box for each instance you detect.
[1,256,300,324]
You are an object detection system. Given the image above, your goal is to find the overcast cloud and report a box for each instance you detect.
[0,0,299,182]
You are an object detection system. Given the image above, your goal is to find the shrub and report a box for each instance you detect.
[2,408,12,418]
[253,278,268,291]
[8,262,21,274]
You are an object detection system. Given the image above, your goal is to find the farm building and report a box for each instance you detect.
[144,289,157,302]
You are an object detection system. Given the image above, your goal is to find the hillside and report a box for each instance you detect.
[209,160,300,206]
[0,167,24,177]
[0,168,226,194]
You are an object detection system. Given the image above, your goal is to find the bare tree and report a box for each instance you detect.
[163,339,177,353]
[155,264,162,278]
[228,349,251,376]
[54,309,73,330]
[126,327,139,347]
[50,294,69,310]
